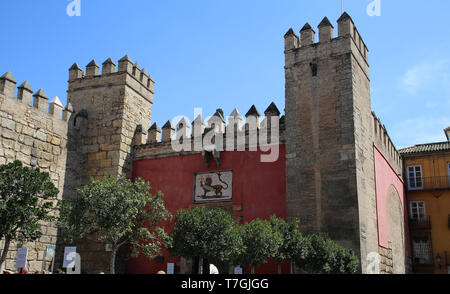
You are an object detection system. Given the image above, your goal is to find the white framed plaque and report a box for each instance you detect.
[63,247,77,268]
[167,263,175,274]
[45,246,55,259]
[15,248,28,269]
[193,170,232,203]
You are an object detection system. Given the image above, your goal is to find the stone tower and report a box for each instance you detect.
[67,55,154,182]
[284,13,377,272]
[64,55,154,273]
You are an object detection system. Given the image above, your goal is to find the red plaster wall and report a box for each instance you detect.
[373,144,410,255]
[126,146,287,274]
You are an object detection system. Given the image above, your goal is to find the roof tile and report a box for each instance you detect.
[399,141,450,155]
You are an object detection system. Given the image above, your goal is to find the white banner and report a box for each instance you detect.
[15,248,28,269]
[63,247,77,268]
[167,263,174,274]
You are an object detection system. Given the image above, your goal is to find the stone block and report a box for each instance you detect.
[20,145,32,156]
[95,152,107,160]
[51,136,61,146]
[1,118,15,130]
[2,129,18,140]
[86,145,99,153]
[34,130,47,142]
[38,159,51,169]
[22,126,34,136]
[112,120,122,128]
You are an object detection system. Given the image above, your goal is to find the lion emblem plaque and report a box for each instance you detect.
[193,170,232,203]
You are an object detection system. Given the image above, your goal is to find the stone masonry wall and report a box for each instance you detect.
[285,13,408,272]
[351,36,379,273]
[0,72,72,273]
[284,16,363,264]
[378,245,394,274]
[67,58,154,182]
[62,56,154,273]
[284,14,405,274]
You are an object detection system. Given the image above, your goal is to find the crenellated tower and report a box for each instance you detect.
[284,12,376,272]
[65,55,154,273]
[67,55,154,182]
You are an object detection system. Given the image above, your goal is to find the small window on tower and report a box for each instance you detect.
[310,63,318,77]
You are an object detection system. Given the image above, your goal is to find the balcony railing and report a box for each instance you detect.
[408,176,450,191]
[409,216,432,230]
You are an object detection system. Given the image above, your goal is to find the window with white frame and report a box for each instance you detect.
[410,201,426,220]
[407,166,423,190]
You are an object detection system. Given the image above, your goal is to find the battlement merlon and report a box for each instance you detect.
[134,123,287,160]
[371,111,403,175]
[133,103,286,160]
[67,55,155,105]
[284,13,369,76]
[0,71,74,124]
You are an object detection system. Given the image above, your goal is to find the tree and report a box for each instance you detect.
[269,216,303,274]
[59,175,171,274]
[293,233,359,274]
[0,160,59,270]
[234,218,283,274]
[168,207,242,274]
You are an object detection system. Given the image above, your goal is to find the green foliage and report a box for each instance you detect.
[59,175,171,263]
[234,218,283,268]
[168,207,242,263]
[0,160,59,268]
[167,211,358,274]
[293,234,359,274]
[0,160,59,242]
[269,216,303,263]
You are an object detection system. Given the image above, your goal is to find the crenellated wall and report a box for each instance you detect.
[371,112,402,175]
[133,103,286,160]
[0,71,73,273]
[0,54,156,274]
[67,55,154,181]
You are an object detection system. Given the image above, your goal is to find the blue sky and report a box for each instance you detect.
[0,0,449,148]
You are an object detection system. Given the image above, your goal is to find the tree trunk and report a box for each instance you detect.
[110,239,129,275]
[251,265,255,274]
[202,258,209,275]
[278,262,282,274]
[0,238,11,271]
[291,261,295,274]
[192,257,200,274]
[110,247,117,275]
